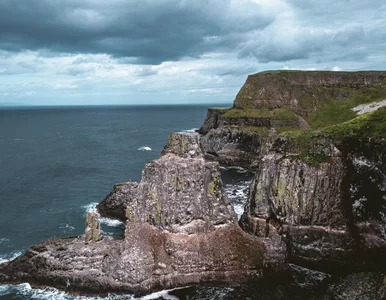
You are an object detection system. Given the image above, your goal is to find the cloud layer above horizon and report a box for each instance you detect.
[1,0,385,105]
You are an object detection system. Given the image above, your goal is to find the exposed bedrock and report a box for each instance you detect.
[97,182,138,222]
[240,136,386,272]
[201,127,262,169]
[0,132,280,295]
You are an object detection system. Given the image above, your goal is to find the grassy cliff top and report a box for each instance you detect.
[234,70,386,122]
[227,70,386,132]
[324,106,386,138]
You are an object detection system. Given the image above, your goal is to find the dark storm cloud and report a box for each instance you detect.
[0,0,272,64]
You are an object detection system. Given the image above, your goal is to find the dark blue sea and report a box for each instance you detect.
[0,105,257,300]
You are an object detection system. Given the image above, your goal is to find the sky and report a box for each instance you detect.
[0,0,385,106]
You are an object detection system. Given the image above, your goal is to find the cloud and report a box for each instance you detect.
[0,0,272,64]
[0,0,386,105]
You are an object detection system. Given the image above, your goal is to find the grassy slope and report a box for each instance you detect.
[233,70,386,131]
[324,106,386,138]
[305,88,386,129]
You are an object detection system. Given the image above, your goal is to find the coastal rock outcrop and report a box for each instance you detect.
[0,132,272,295]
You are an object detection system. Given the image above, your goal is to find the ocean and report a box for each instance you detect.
[0,105,256,300]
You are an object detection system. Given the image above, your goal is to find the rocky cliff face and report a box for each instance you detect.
[240,134,386,272]
[197,70,386,297]
[0,132,272,295]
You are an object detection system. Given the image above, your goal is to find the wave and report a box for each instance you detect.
[137,146,152,151]
[181,128,198,133]
[83,203,124,228]
[59,223,76,233]
[0,250,23,264]
[0,282,184,299]
[223,180,251,220]
[222,166,248,173]
[0,237,9,244]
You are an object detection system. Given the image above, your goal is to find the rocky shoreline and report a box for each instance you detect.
[1,70,386,299]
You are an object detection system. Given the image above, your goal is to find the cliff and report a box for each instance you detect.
[198,70,386,298]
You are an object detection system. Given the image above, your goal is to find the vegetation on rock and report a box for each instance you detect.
[222,108,297,120]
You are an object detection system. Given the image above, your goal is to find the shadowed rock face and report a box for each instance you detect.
[0,132,271,295]
[97,182,138,222]
[201,127,262,169]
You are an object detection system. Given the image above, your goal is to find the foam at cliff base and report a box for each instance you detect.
[0,250,23,264]
[0,283,183,299]
[83,202,124,228]
[137,146,152,151]
[182,128,198,133]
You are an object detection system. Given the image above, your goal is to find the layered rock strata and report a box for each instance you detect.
[239,135,386,272]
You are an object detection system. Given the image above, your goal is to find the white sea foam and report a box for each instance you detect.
[224,180,251,219]
[223,166,248,173]
[137,146,152,151]
[0,250,23,264]
[181,128,198,133]
[59,223,76,233]
[0,237,9,244]
[0,282,185,299]
[83,203,125,228]
[140,287,181,300]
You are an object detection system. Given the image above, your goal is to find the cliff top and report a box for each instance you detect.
[231,70,386,132]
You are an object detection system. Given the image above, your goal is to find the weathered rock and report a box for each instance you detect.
[218,115,299,129]
[97,182,138,222]
[85,212,102,243]
[201,127,262,169]
[198,107,230,135]
[245,154,345,226]
[317,272,386,300]
[240,136,386,271]
[0,132,276,295]
[288,264,331,290]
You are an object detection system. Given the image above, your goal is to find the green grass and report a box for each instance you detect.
[222,108,297,120]
[324,106,386,138]
[305,89,386,129]
[233,70,386,128]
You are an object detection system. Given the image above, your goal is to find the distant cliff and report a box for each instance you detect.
[234,70,386,116]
